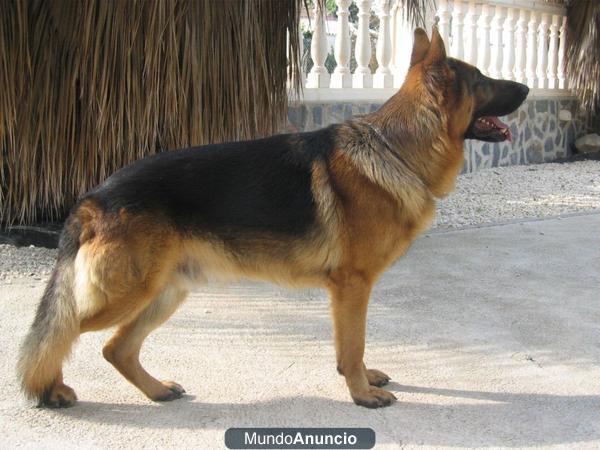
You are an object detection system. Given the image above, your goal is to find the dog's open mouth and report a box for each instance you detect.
[468,116,512,143]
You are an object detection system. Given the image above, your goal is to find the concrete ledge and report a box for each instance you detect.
[291,88,575,104]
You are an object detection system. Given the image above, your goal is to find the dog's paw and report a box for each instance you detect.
[39,383,78,408]
[351,386,397,408]
[365,368,391,387]
[152,380,186,402]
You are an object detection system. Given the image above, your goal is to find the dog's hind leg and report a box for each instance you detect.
[101,285,188,401]
[329,271,397,408]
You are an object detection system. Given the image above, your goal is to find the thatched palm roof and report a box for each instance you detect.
[565,0,600,112]
[0,0,302,225]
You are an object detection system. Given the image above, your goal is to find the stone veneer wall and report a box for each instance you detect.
[286,97,591,173]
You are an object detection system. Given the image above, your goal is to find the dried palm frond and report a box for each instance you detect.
[395,0,436,28]
[0,0,303,226]
[565,0,600,113]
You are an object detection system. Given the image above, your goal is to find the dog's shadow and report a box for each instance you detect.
[56,384,600,448]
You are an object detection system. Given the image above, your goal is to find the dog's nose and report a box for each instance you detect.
[519,83,530,98]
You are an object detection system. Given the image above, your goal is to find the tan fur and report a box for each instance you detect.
[77,209,181,332]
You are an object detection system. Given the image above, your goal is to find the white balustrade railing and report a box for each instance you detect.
[299,0,569,100]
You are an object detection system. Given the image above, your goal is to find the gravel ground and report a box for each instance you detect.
[0,245,56,282]
[1,160,599,281]
[435,160,600,228]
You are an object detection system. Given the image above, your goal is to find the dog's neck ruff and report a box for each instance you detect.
[363,122,395,153]
[339,120,434,207]
[362,92,460,200]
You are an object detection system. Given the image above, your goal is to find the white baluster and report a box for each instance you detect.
[390,1,412,88]
[536,13,549,89]
[514,9,527,83]
[489,6,504,79]
[374,0,393,88]
[463,0,478,65]
[390,1,398,73]
[299,28,307,87]
[437,0,451,53]
[306,1,330,88]
[502,8,516,80]
[477,4,491,75]
[526,11,538,88]
[331,0,352,88]
[557,15,567,89]
[450,0,464,59]
[547,14,560,89]
[353,0,373,88]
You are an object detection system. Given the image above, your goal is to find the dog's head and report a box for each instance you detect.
[407,27,529,143]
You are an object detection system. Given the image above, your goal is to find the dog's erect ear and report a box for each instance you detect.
[410,28,430,67]
[424,25,446,66]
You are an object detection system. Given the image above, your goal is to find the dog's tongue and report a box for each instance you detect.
[488,116,512,142]
[488,116,507,129]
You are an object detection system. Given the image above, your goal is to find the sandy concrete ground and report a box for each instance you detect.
[1,213,599,449]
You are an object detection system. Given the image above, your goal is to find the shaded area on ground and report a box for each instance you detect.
[555,150,600,162]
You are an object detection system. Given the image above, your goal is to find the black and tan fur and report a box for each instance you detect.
[18,27,528,409]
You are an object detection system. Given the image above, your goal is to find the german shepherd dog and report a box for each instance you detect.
[18,27,528,409]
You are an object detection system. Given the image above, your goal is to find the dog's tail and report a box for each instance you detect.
[17,220,81,403]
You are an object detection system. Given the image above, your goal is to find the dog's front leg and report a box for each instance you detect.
[329,272,397,408]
